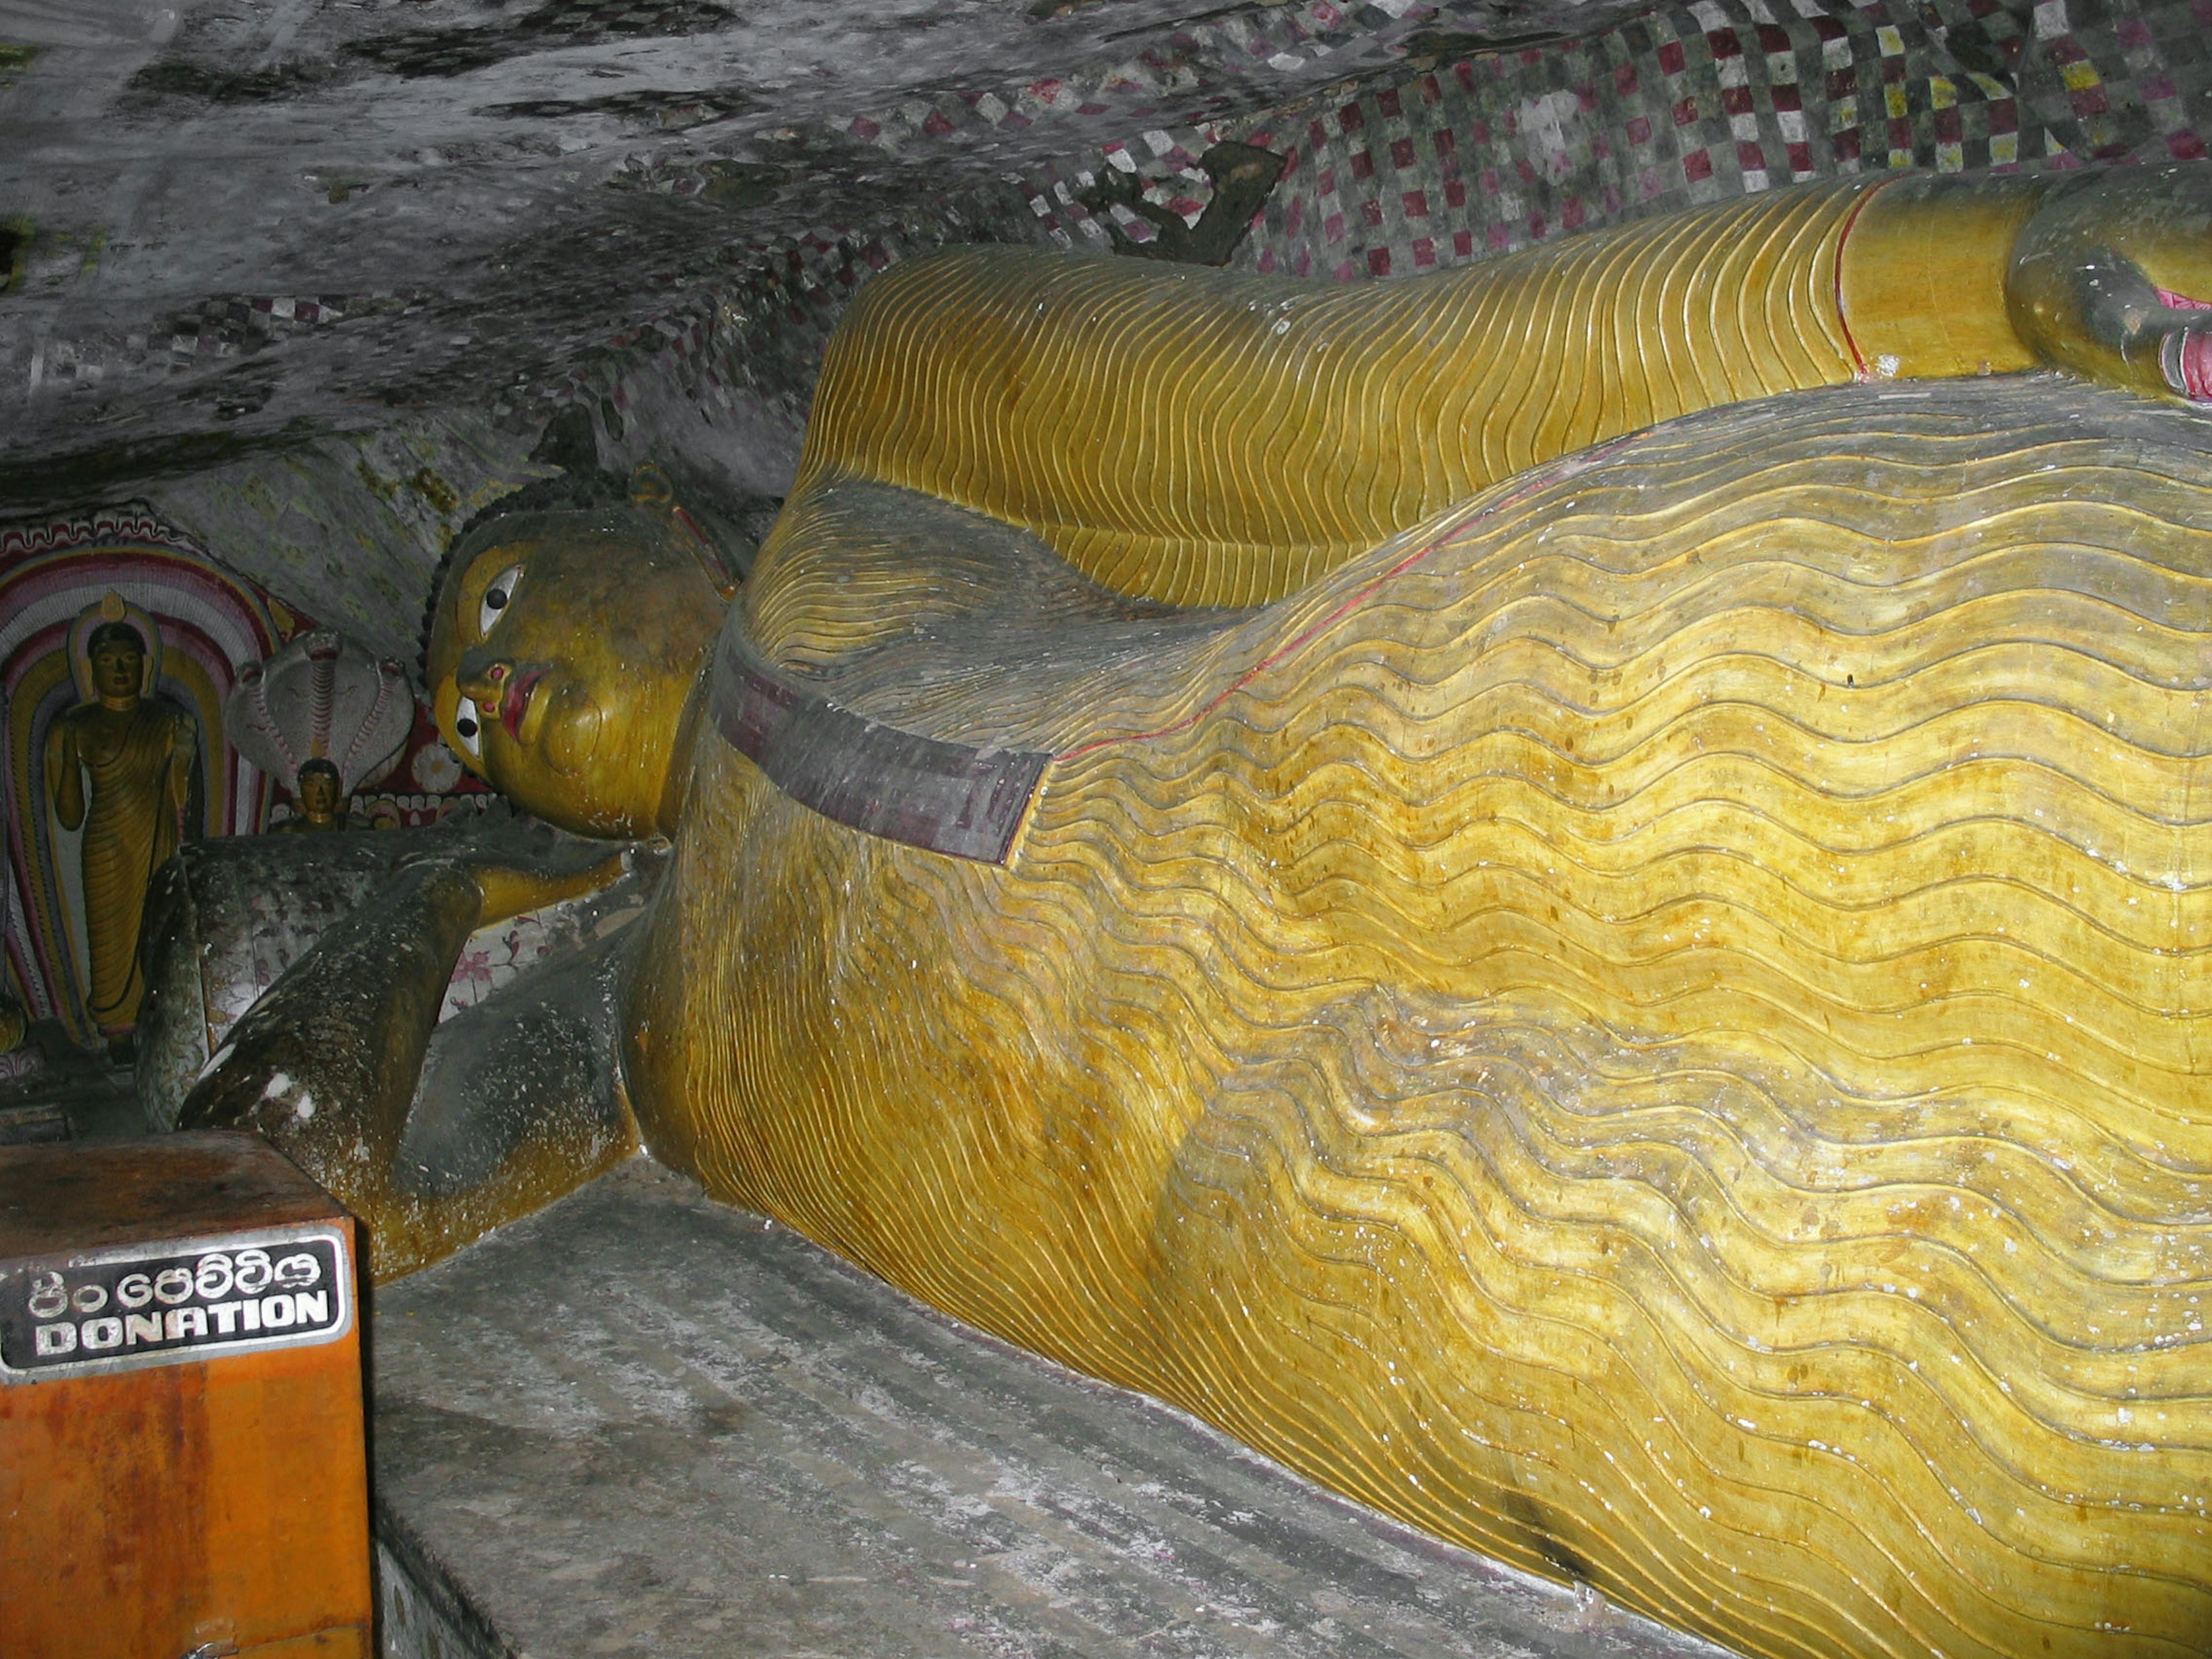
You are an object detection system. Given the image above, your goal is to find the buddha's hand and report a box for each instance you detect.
[448,842,634,929]
[2008,164,2212,404]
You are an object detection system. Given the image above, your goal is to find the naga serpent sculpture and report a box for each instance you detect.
[184,166,2212,1659]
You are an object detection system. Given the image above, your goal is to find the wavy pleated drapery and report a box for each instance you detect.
[637,252,2212,1658]
[790,184,1863,609]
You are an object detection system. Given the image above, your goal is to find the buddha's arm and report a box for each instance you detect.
[44,721,84,831]
[178,847,629,1278]
[786,169,2205,611]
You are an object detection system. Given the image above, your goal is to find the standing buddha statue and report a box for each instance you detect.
[45,597,196,1052]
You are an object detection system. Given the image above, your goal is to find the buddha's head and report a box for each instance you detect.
[2009,164,2212,404]
[295,758,343,827]
[426,471,732,840]
[87,622,146,707]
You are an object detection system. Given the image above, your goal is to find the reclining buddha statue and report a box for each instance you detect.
[180,165,2212,1659]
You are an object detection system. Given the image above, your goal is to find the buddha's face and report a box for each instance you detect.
[298,770,342,823]
[91,641,142,704]
[427,516,726,839]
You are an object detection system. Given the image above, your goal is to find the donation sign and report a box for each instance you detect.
[0,1224,352,1381]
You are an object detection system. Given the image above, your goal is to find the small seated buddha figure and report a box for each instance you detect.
[184,165,2212,1659]
[47,605,196,1051]
[275,758,361,833]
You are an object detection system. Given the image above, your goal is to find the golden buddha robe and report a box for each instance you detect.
[623,177,2212,1659]
[48,699,195,1035]
[636,379,2212,1659]
[796,176,2065,608]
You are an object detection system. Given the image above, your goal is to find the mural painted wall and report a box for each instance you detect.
[0,507,297,1046]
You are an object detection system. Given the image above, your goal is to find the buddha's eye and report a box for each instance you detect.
[453,698,483,759]
[478,564,522,638]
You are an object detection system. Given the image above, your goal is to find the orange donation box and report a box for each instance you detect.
[0,1130,371,1658]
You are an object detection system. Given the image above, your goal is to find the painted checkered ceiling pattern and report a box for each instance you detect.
[1103,0,2212,282]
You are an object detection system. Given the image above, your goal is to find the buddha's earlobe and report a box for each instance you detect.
[632,461,740,602]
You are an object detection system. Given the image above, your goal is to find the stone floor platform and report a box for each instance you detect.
[370,1157,1732,1659]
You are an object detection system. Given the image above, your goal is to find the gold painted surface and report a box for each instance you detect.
[46,599,195,1038]
[632,384,2212,1659]
[426,482,728,840]
[790,183,1868,608]
[1838,174,2047,379]
[785,169,2212,616]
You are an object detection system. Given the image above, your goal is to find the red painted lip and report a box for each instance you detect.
[2179,334,2212,403]
[501,668,546,740]
[2156,291,2212,404]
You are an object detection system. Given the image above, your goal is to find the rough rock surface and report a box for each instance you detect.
[2,0,1628,484]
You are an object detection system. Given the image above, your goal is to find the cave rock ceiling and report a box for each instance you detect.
[2,1,1623,467]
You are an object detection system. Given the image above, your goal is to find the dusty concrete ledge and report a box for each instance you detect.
[369,1157,1734,1659]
